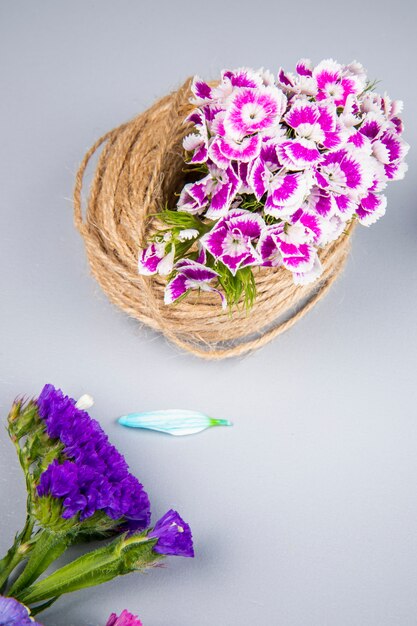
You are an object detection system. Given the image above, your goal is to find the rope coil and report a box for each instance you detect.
[74,78,352,360]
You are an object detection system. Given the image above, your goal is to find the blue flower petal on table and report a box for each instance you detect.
[118,410,232,436]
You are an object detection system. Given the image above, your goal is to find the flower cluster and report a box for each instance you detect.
[36,384,150,525]
[1,385,193,622]
[138,59,408,308]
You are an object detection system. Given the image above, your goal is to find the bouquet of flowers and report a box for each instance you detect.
[138,59,408,309]
[0,384,193,622]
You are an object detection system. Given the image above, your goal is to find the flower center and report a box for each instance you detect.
[223,231,248,257]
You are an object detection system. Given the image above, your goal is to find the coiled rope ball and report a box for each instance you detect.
[74,78,353,360]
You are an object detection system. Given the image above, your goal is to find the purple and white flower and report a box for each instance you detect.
[164,258,226,307]
[223,86,287,140]
[258,209,321,273]
[200,209,264,275]
[285,100,341,149]
[138,242,174,276]
[183,110,209,164]
[177,164,240,218]
[355,191,387,225]
[313,58,365,107]
[264,171,313,217]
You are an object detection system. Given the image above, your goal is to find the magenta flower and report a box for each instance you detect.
[164,258,226,307]
[285,100,341,150]
[313,148,375,220]
[138,241,174,276]
[200,209,264,274]
[223,85,286,140]
[183,110,209,164]
[214,133,262,164]
[277,139,321,170]
[277,59,317,97]
[355,191,387,225]
[177,165,240,218]
[247,140,280,200]
[106,610,143,626]
[264,171,312,217]
[258,209,321,274]
[149,509,194,557]
[313,58,365,107]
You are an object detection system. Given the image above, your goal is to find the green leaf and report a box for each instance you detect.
[215,262,257,311]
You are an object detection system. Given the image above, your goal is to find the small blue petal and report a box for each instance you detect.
[118,410,232,436]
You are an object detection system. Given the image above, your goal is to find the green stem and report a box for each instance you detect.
[8,528,73,597]
[29,596,59,616]
[17,534,160,605]
[0,514,35,592]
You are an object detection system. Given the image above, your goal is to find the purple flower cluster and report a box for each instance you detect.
[36,384,151,526]
[138,59,409,306]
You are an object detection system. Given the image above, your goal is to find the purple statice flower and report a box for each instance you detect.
[149,509,194,558]
[106,610,143,626]
[0,596,43,626]
[36,384,151,527]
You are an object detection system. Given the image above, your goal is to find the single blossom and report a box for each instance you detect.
[200,209,264,274]
[276,138,321,170]
[149,509,194,557]
[138,242,174,276]
[277,59,318,96]
[264,171,313,217]
[106,610,143,626]
[313,58,366,107]
[183,110,209,164]
[177,165,240,218]
[164,258,226,307]
[284,100,341,149]
[223,85,287,140]
[355,191,387,225]
[257,209,321,273]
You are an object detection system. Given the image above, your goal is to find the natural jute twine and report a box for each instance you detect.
[74,78,353,360]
